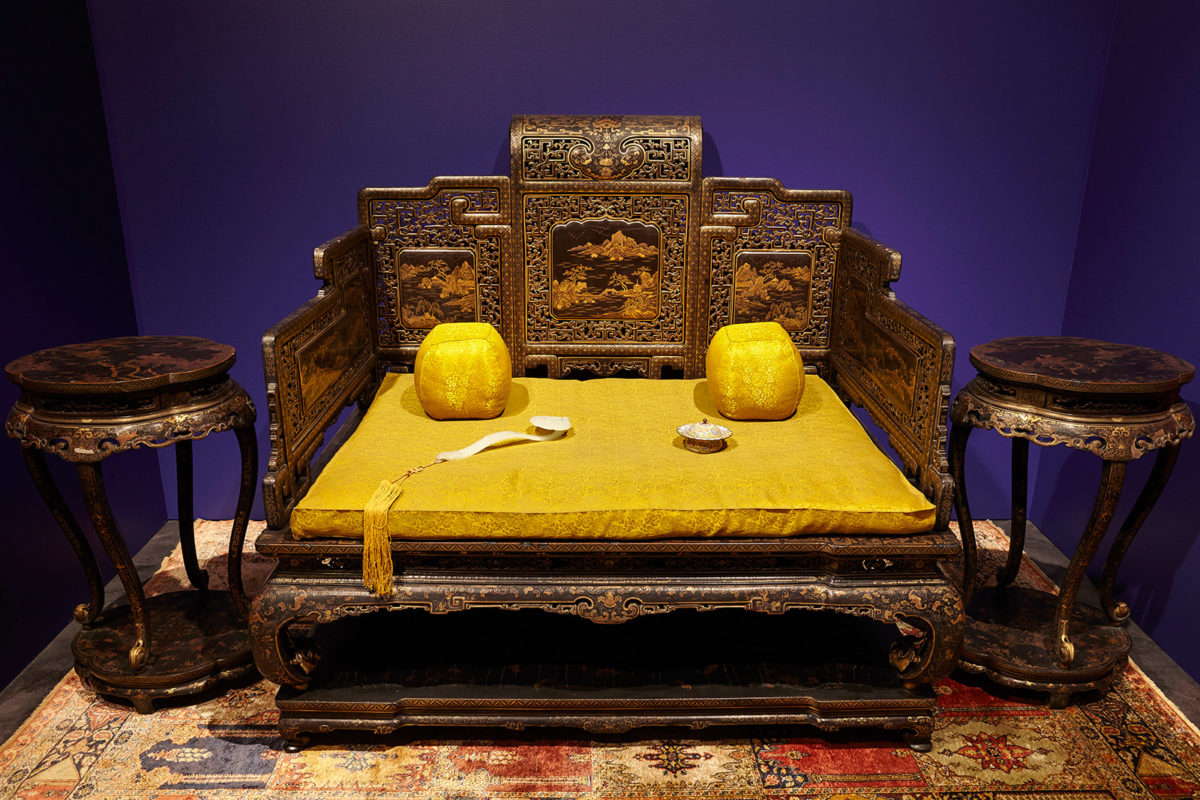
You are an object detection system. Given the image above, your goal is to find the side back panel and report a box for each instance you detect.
[358,176,514,370]
[697,179,852,377]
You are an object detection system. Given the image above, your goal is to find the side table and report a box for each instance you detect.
[949,336,1193,705]
[5,335,258,712]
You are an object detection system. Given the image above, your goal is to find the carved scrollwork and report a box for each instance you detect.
[951,381,1195,461]
[6,381,255,463]
[559,358,650,378]
[518,115,696,182]
[251,568,964,688]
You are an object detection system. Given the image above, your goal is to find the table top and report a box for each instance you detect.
[969,336,1194,396]
[5,336,236,396]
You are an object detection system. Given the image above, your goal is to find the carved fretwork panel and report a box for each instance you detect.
[697,179,851,375]
[522,194,690,347]
[262,225,378,528]
[515,115,700,183]
[828,227,955,526]
[359,178,511,365]
[277,232,374,452]
[524,355,685,379]
[512,116,703,375]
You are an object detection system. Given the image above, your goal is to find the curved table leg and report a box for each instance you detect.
[228,423,258,621]
[23,448,106,626]
[1053,459,1126,668]
[77,462,151,672]
[949,420,978,604]
[1100,444,1180,623]
[1000,437,1029,587]
[175,440,208,592]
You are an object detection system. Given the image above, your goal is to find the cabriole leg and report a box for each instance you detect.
[1000,437,1029,587]
[23,447,106,626]
[949,420,978,603]
[227,423,258,620]
[1099,444,1180,623]
[78,462,152,671]
[1053,460,1126,668]
[175,440,208,592]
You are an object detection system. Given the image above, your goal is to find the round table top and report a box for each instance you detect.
[5,336,236,396]
[969,336,1194,395]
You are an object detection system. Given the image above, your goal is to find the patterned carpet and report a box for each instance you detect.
[2,520,1198,799]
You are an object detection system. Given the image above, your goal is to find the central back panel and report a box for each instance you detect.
[510,115,703,378]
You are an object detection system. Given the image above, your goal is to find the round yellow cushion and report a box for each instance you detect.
[706,321,804,420]
[414,323,511,420]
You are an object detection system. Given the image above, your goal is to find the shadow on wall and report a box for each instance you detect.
[1031,399,1200,680]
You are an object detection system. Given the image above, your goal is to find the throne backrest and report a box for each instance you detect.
[357,115,851,379]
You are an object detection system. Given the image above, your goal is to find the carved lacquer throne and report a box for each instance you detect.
[254,115,960,752]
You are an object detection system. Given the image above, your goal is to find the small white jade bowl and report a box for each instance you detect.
[677,418,732,453]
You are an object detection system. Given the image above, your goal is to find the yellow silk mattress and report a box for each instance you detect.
[290,373,936,540]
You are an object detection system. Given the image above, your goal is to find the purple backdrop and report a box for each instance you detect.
[0,2,165,689]
[1029,1,1200,679]
[85,0,1113,521]
[64,0,1197,681]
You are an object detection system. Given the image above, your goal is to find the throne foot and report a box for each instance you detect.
[903,725,933,752]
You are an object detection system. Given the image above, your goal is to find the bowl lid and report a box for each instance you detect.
[676,418,732,441]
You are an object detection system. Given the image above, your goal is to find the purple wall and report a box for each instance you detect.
[0,2,165,689]
[1030,1,1200,680]
[86,0,1115,523]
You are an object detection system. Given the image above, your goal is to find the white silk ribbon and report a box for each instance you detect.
[435,416,571,461]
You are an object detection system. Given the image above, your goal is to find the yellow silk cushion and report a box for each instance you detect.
[290,373,935,540]
[414,323,511,420]
[706,322,804,420]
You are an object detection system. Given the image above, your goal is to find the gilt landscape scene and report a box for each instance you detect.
[733,250,813,331]
[550,219,661,320]
[840,279,917,411]
[298,284,369,412]
[395,248,478,329]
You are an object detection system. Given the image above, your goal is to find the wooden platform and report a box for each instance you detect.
[272,609,937,751]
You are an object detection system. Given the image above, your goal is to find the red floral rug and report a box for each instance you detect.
[1,520,1197,799]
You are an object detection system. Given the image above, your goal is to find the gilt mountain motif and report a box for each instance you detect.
[394,248,478,329]
[840,278,918,412]
[733,251,813,331]
[550,220,661,320]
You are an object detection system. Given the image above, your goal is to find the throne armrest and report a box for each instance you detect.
[261,225,378,529]
[826,227,955,528]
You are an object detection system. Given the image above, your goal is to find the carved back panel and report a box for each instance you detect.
[354,119,860,381]
[510,115,703,378]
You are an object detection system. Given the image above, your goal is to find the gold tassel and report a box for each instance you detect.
[362,479,402,598]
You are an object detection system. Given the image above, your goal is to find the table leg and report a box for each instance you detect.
[22,448,106,626]
[999,437,1029,588]
[77,462,152,672]
[1099,444,1180,624]
[175,440,208,592]
[1053,459,1126,668]
[227,423,258,620]
[949,420,977,604]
